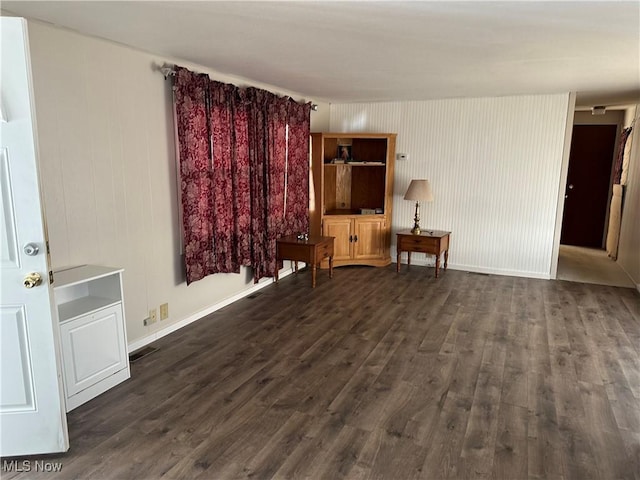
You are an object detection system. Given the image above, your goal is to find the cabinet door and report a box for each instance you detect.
[323,217,353,261]
[59,304,127,397]
[354,218,385,260]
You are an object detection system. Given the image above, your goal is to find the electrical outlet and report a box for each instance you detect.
[160,303,169,320]
[148,308,157,324]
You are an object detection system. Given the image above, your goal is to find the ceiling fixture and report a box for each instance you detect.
[591,106,607,115]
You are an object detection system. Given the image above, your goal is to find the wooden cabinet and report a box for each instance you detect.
[53,265,130,412]
[310,133,395,268]
[322,217,353,262]
[323,217,385,264]
[354,217,385,260]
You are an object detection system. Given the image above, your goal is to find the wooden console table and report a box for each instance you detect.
[396,230,451,278]
[276,235,334,288]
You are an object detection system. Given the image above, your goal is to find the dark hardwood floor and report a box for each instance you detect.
[4,265,639,479]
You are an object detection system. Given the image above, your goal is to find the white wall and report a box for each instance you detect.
[331,95,571,278]
[617,105,640,291]
[26,20,330,348]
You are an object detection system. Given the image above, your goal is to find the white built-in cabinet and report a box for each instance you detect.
[53,265,130,412]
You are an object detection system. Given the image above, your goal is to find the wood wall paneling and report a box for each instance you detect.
[331,95,570,278]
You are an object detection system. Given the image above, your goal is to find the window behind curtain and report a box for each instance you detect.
[173,67,311,284]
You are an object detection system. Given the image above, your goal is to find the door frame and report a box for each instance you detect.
[550,92,576,279]
[560,123,620,248]
[550,98,631,278]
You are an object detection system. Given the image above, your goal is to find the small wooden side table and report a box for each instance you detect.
[396,230,451,278]
[276,235,334,288]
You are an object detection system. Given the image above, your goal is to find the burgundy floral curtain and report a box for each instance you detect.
[246,89,267,282]
[210,81,251,273]
[263,94,289,280]
[173,68,215,284]
[246,89,288,282]
[173,67,311,284]
[285,101,311,236]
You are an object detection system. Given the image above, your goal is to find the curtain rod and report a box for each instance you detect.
[157,63,318,111]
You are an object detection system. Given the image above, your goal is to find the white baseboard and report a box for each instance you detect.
[127,266,300,353]
[450,263,551,280]
[394,257,551,280]
[616,261,640,293]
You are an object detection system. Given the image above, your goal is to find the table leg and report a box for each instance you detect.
[294,261,299,273]
[396,250,401,272]
[444,249,449,270]
[329,256,333,279]
[275,265,279,282]
[435,256,440,278]
[407,251,412,266]
[311,264,317,288]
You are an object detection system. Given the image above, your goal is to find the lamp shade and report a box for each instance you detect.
[403,179,433,202]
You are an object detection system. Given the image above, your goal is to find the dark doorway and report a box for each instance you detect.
[560,124,617,248]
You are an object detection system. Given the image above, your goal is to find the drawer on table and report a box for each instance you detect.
[277,243,310,262]
[399,236,440,251]
[314,241,333,262]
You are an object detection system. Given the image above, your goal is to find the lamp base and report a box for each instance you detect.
[411,201,421,235]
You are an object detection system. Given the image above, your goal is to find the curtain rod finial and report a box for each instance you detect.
[159,64,175,79]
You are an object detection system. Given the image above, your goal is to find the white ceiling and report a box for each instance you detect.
[4,1,640,107]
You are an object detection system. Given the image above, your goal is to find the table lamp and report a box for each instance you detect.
[403,179,433,235]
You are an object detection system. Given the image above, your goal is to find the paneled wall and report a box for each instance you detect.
[27,20,330,347]
[331,95,571,278]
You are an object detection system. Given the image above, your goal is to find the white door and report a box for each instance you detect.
[0,17,69,457]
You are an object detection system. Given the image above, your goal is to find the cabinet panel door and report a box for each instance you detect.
[59,304,127,397]
[354,218,385,260]
[323,218,353,261]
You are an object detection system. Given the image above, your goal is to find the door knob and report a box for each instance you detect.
[568,184,574,190]
[23,272,43,289]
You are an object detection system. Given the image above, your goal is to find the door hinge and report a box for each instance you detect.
[46,241,50,254]
[49,270,54,285]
